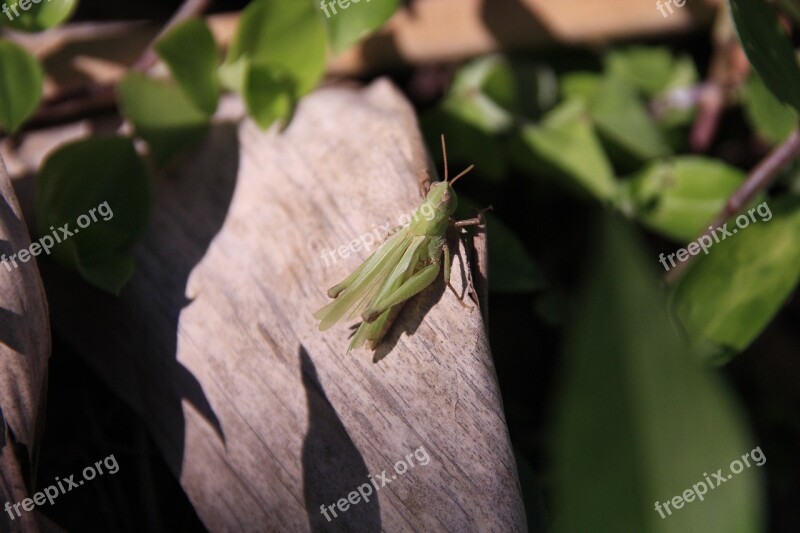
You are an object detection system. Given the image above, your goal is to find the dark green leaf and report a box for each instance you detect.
[36,137,150,295]
[554,214,763,532]
[244,64,295,129]
[117,73,210,165]
[673,197,800,356]
[0,0,76,31]
[729,0,800,113]
[156,18,221,114]
[319,0,400,54]
[742,72,797,145]
[0,40,43,133]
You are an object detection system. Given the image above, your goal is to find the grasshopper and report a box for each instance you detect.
[314,135,485,351]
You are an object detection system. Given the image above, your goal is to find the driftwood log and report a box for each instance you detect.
[0,157,58,533]
[7,80,527,531]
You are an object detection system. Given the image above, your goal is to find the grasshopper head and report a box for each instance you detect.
[429,135,475,215]
[426,182,458,215]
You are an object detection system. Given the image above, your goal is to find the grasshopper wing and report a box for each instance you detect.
[314,229,418,330]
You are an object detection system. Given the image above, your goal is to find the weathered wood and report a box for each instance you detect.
[22,81,527,531]
[0,156,52,533]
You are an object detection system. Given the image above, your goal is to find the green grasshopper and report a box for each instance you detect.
[314,136,485,352]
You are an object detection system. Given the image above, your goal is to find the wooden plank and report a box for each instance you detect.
[33,81,526,531]
[0,156,54,533]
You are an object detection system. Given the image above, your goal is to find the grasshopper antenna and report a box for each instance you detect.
[450,164,474,186]
[441,134,449,182]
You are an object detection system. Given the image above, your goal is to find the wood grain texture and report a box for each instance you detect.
[35,80,526,531]
[0,156,52,533]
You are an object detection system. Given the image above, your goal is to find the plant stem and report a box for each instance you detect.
[16,0,211,134]
[666,128,800,283]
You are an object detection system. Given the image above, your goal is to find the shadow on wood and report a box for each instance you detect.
[33,79,526,531]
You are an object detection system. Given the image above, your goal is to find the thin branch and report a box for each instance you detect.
[8,0,211,135]
[131,0,212,73]
[666,128,800,282]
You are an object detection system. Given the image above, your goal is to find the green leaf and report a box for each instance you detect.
[226,0,326,96]
[729,0,800,114]
[244,64,295,129]
[673,197,800,356]
[624,157,746,242]
[319,0,400,54]
[36,137,150,295]
[75,252,135,296]
[513,100,617,201]
[0,0,77,31]
[0,40,43,133]
[605,46,698,98]
[156,18,221,115]
[560,72,602,103]
[742,72,797,145]
[446,55,516,133]
[554,214,763,532]
[117,73,210,165]
[421,56,517,182]
[588,76,671,163]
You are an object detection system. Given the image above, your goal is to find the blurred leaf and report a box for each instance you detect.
[742,73,797,145]
[320,0,400,54]
[75,252,135,296]
[156,18,221,115]
[226,0,326,97]
[729,0,800,114]
[606,47,698,96]
[423,56,517,182]
[244,64,295,129]
[36,137,150,295]
[447,56,516,133]
[673,197,800,356]
[624,157,745,241]
[560,72,602,103]
[0,40,43,133]
[0,0,76,31]
[606,46,676,97]
[117,73,210,165]
[588,76,671,163]
[513,100,616,201]
[554,214,762,532]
